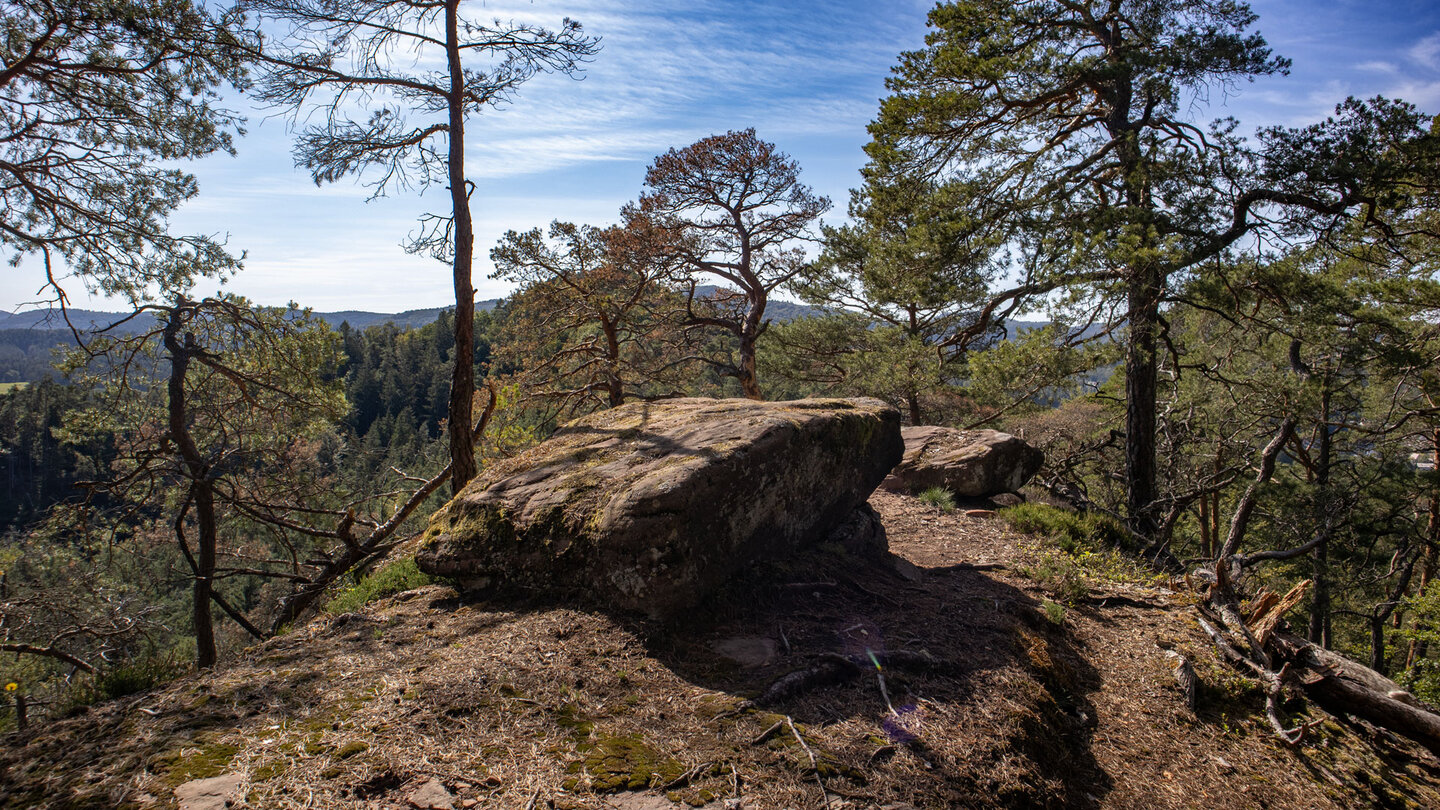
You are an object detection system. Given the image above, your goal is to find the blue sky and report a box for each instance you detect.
[8,0,1440,313]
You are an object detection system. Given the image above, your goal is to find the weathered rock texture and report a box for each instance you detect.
[417,397,903,616]
[881,426,1043,497]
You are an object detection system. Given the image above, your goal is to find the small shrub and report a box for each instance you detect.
[1001,502,1132,553]
[1040,600,1067,626]
[95,656,189,700]
[60,653,189,711]
[916,487,957,512]
[1016,550,1091,605]
[326,557,436,614]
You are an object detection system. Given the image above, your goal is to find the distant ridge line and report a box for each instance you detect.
[0,300,504,333]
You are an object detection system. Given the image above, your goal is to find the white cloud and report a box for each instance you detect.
[1383,79,1440,111]
[1410,32,1440,70]
[1357,60,1399,73]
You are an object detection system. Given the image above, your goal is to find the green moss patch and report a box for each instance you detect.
[326,557,437,614]
[577,734,684,792]
[152,740,240,787]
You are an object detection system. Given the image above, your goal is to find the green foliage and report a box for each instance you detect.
[916,487,957,512]
[338,309,492,442]
[1008,503,1154,605]
[0,379,115,530]
[65,655,190,710]
[776,175,995,422]
[1016,551,1091,605]
[1040,600,1067,626]
[964,325,1118,419]
[1399,584,1440,705]
[1002,503,1130,554]
[325,558,437,615]
[1,0,247,302]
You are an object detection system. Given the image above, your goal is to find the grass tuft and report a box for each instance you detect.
[916,486,957,512]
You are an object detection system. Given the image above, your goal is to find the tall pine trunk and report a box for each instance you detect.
[1124,265,1161,540]
[738,292,765,400]
[445,0,476,494]
[1310,385,1334,646]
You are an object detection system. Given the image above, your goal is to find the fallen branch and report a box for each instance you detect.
[1164,650,1198,712]
[785,715,830,810]
[661,762,713,791]
[1196,613,1317,745]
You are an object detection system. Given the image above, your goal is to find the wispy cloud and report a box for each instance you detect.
[1410,32,1440,70]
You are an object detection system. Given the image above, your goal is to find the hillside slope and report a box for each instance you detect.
[2,492,1436,809]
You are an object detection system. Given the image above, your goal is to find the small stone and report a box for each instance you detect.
[605,794,674,810]
[711,637,779,668]
[408,778,456,810]
[892,557,923,582]
[174,773,243,810]
[461,800,479,809]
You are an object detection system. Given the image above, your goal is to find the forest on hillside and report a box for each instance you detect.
[2,0,1439,757]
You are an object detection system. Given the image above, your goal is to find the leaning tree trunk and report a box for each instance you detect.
[162,304,217,669]
[444,0,476,495]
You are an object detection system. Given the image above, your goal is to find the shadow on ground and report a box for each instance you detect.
[613,536,1115,809]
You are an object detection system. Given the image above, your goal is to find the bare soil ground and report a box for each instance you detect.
[3,490,1439,809]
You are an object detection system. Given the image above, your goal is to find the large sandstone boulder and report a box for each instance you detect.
[880,426,1042,497]
[416,397,903,616]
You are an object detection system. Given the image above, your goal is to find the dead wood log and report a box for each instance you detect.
[1165,650,1198,712]
[1271,633,1440,756]
[1196,614,1317,744]
[1248,580,1311,648]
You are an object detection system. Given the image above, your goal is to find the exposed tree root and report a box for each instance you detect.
[747,649,941,708]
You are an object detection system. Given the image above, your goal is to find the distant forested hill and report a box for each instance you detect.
[0,329,71,383]
[0,301,505,382]
[0,295,822,383]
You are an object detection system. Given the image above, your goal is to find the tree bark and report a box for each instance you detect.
[602,317,624,407]
[1310,386,1333,646]
[1273,632,1440,756]
[445,0,477,495]
[162,302,217,670]
[737,291,766,400]
[1124,264,1161,540]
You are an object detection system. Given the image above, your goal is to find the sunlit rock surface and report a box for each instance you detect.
[881,426,1043,497]
[417,397,903,616]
